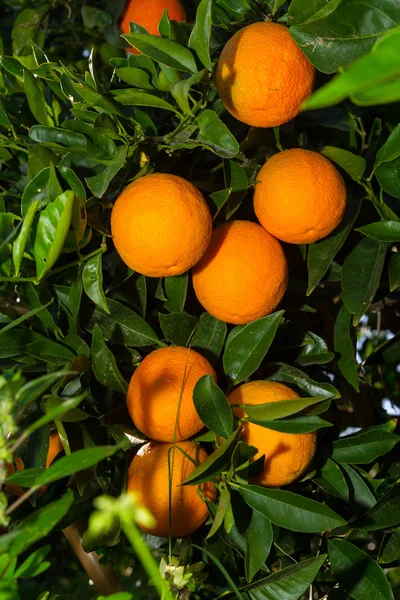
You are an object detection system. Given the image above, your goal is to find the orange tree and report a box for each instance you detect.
[0,0,400,599]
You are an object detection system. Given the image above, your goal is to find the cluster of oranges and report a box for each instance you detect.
[113,2,347,538]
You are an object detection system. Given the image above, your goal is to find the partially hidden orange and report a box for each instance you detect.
[254,149,347,244]
[228,381,317,486]
[127,441,215,537]
[127,346,216,442]
[111,173,212,277]
[120,0,187,54]
[192,220,288,325]
[216,22,315,128]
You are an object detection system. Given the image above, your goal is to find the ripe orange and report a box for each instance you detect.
[254,149,347,244]
[228,381,317,487]
[127,441,215,537]
[6,432,63,497]
[127,346,216,442]
[120,0,187,54]
[192,220,288,325]
[216,22,315,128]
[111,174,212,277]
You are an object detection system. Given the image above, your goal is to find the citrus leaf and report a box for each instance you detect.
[356,221,400,242]
[188,0,212,71]
[83,253,109,313]
[241,396,328,422]
[328,539,394,600]
[351,484,400,531]
[193,375,233,439]
[223,311,284,386]
[245,511,272,583]
[191,313,227,364]
[182,429,240,486]
[332,429,400,464]
[122,33,198,74]
[342,237,387,326]
[91,324,128,394]
[239,485,346,532]
[321,146,366,181]
[334,303,359,392]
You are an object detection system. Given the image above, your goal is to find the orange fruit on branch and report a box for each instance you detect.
[127,440,215,538]
[120,0,187,54]
[127,346,216,442]
[216,21,315,128]
[192,220,288,325]
[111,173,212,277]
[228,381,317,487]
[254,149,347,244]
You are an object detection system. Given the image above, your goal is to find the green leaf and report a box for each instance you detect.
[267,363,340,399]
[122,34,198,74]
[207,485,231,539]
[159,312,198,346]
[290,0,400,74]
[34,190,75,280]
[245,511,272,583]
[43,396,89,423]
[193,374,233,439]
[379,533,400,564]
[240,485,346,533]
[389,251,400,291]
[85,144,127,198]
[375,123,400,167]
[85,298,159,347]
[83,253,109,313]
[295,331,334,366]
[241,555,327,600]
[111,89,178,113]
[194,110,239,158]
[321,147,366,181]
[188,0,212,71]
[303,30,400,109]
[13,199,38,276]
[11,6,50,56]
[342,237,387,326]
[307,197,361,295]
[356,221,400,242]
[375,158,400,198]
[334,304,359,392]
[15,370,69,412]
[81,5,113,28]
[328,539,394,600]
[191,313,227,363]
[29,395,87,434]
[241,396,328,421]
[0,56,24,80]
[164,273,188,313]
[29,125,87,148]
[341,464,377,512]
[332,429,400,464]
[9,490,74,557]
[313,457,349,501]
[7,445,123,488]
[24,68,50,126]
[182,429,240,486]
[223,311,284,386]
[247,415,332,434]
[171,70,206,116]
[14,545,51,578]
[21,167,51,215]
[115,67,154,90]
[351,484,400,531]
[287,0,340,26]
[24,339,75,364]
[91,324,128,394]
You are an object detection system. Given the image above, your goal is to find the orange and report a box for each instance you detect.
[216,22,315,128]
[192,220,288,325]
[254,149,347,244]
[120,0,187,54]
[127,441,215,537]
[6,432,63,497]
[228,381,317,487]
[127,346,216,442]
[111,174,212,277]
